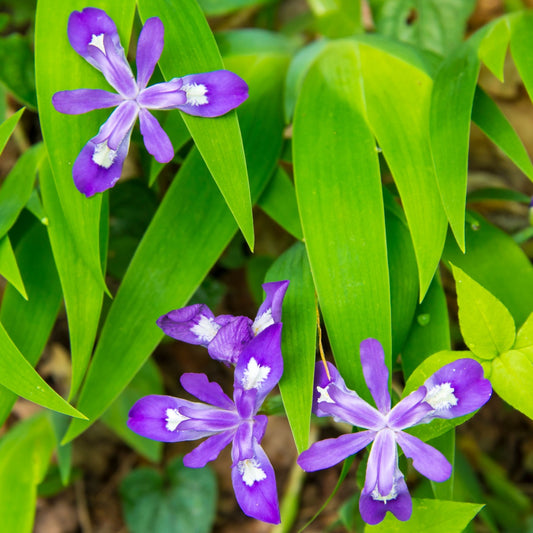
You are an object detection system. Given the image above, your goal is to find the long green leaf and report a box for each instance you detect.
[293,40,390,393]
[64,52,288,441]
[266,242,316,453]
[0,108,24,155]
[0,235,26,299]
[510,12,533,105]
[137,0,254,250]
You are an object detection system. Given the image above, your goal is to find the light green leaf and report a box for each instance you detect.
[451,264,515,360]
[515,312,533,361]
[0,235,26,298]
[365,499,483,532]
[478,17,510,82]
[467,186,530,204]
[293,40,390,393]
[265,242,316,453]
[0,414,55,533]
[429,431,455,500]
[137,0,254,250]
[443,213,533,325]
[216,29,295,58]
[199,0,275,16]
[0,108,24,155]
[510,12,533,104]
[360,44,447,297]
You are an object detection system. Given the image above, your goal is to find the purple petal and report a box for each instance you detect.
[180,373,234,409]
[156,304,218,346]
[232,421,254,460]
[312,361,347,416]
[138,109,174,163]
[365,429,397,497]
[208,316,253,364]
[326,385,384,430]
[252,280,289,335]
[137,79,186,109]
[253,415,268,443]
[234,324,283,409]
[297,431,375,472]
[93,100,138,150]
[360,338,391,413]
[178,406,240,432]
[127,395,217,442]
[231,440,280,524]
[183,430,235,468]
[359,467,412,525]
[395,431,452,482]
[72,129,131,197]
[136,17,164,90]
[388,386,433,430]
[422,358,492,420]
[176,70,249,118]
[52,89,123,115]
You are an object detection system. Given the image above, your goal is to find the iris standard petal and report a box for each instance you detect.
[422,358,492,420]
[252,280,289,335]
[156,304,218,345]
[72,128,131,197]
[180,373,234,409]
[183,430,235,468]
[177,70,249,118]
[136,17,164,90]
[138,108,174,163]
[93,100,138,150]
[137,79,186,109]
[387,386,433,430]
[297,431,375,472]
[395,431,452,482]
[207,316,253,364]
[360,338,391,413]
[231,440,280,524]
[52,89,123,115]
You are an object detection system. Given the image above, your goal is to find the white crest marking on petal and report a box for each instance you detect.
[425,382,458,411]
[92,141,117,168]
[89,33,106,54]
[252,309,274,335]
[190,315,220,343]
[316,385,334,404]
[242,357,270,390]
[182,83,209,106]
[165,408,189,431]
[371,482,399,503]
[238,458,267,486]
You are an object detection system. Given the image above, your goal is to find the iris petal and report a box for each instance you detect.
[136,17,164,90]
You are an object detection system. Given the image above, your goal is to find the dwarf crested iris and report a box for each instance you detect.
[157,280,289,365]
[52,8,248,197]
[297,338,492,525]
[128,323,283,524]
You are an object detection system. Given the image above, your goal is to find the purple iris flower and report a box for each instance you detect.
[52,7,248,197]
[128,323,283,524]
[157,280,289,365]
[297,338,492,525]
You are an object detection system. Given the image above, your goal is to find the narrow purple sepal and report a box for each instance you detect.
[136,17,164,90]
[297,431,375,472]
[312,361,345,416]
[177,70,249,118]
[360,338,391,413]
[388,386,432,430]
[395,431,452,482]
[136,79,186,109]
[253,280,289,334]
[180,373,234,410]
[231,439,280,524]
[138,108,174,163]
[208,316,253,364]
[183,430,235,468]
[156,304,217,345]
[52,89,123,115]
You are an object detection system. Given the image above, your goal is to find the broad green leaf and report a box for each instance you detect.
[373,0,477,55]
[472,88,533,181]
[257,167,303,240]
[137,0,254,250]
[216,29,295,57]
[35,0,136,292]
[265,242,316,453]
[443,213,533,326]
[102,359,163,462]
[491,349,533,420]
[515,312,533,361]
[429,33,483,250]
[40,159,105,400]
[0,414,55,533]
[467,186,530,204]
[307,0,362,38]
[199,0,274,16]
[365,499,482,532]
[429,431,455,500]
[0,108,24,155]
[0,221,61,425]
[401,276,450,378]
[510,12,533,104]
[0,143,44,238]
[0,320,85,418]
[452,264,515,360]
[293,40,390,393]
[478,17,510,82]
[0,236,26,298]
[360,44,447,297]
[120,457,217,533]
[65,52,288,441]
